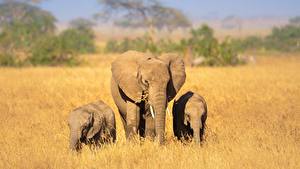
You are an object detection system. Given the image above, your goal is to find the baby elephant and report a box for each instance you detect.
[172,91,207,143]
[68,100,116,151]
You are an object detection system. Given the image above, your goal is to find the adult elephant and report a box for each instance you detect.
[111,51,186,144]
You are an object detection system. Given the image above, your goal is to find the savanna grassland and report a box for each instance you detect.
[0,54,299,169]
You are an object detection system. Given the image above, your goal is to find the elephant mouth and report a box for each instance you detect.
[140,90,149,102]
[140,89,156,118]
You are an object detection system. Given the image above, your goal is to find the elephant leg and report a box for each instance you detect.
[126,101,139,139]
[137,101,146,137]
[200,120,206,142]
[145,115,155,139]
[136,106,141,135]
[200,127,205,142]
[109,127,117,143]
[91,133,101,147]
[200,113,207,142]
[118,109,127,133]
[111,78,127,138]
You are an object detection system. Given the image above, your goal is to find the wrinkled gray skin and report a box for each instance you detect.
[68,100,116,151]
[111,51,186,144]
[172,91,207,143]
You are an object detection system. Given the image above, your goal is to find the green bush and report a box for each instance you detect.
[29,36,78,66]
[218,38,242,65]
[0,2,56,51]
[104,25,242,66]
[0,2,96,67]
[264,25,300,52]
[105,40,120,53]
[231,36,264,52]
[156,39,182,53]
[28,28,96,66]
[186,25,241,66]
[105,34,159,53]
[0,53,18,66]
[59,28,96,54]
[232,20,300,52]
[188,25,219,58]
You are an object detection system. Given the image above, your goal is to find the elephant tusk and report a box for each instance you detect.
[150,105,155,118]
[166,107,171,116]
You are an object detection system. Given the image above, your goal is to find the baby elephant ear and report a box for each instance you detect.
[86,113,102,139]
[184,114,190,126]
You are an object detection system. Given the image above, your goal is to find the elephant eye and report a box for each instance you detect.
[143,79,149,86]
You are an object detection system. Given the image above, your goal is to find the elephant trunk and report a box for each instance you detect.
[69,128,80,151]
[149,87,167,144]
[191,119,201,143]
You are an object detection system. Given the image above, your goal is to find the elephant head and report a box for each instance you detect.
[68,110,102,151]
[111,51,186,143]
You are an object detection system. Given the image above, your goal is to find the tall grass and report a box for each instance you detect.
[0,55,299,169]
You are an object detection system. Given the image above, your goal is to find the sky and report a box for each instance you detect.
[38,0,300,22]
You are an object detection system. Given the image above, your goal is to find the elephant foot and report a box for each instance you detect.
[145,129,155,140]
[155,135,165,145]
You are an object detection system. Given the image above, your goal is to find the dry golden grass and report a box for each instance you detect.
[0,54,299,169]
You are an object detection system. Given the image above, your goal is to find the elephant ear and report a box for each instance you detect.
[87,112,103,139]
[111,51,146,102]
[159,53,186,102]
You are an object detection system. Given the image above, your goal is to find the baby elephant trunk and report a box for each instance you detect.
[191,119,202,143]
[69,129,80,151]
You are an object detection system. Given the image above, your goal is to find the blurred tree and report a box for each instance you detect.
[29,18,96,66]
[96,0,191,31]
[104,24,242,66]
[222,15,242,32]
[28,28,96,66]
[0,1,55,32]
[68,18,96,53]
[0,0,56,65]
[265,24,300,52]
[69,18,96,31]
[188,24,219,58]
[289,16,300,27]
